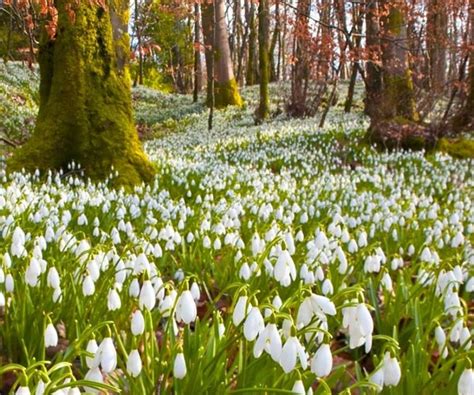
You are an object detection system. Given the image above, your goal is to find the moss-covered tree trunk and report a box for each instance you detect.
[367,0,427,148]
[246,2,259,86]
[427,0,447,93]
[8,0,155,187]
[202,0,242,108]
[256,0,270,122]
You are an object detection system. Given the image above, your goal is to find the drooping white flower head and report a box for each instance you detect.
[173,353,187,379]
[176,290,197,324]
[44,323,58,348]
[458,368,474,395]
[310,343,332,378]
[126,349,142,377]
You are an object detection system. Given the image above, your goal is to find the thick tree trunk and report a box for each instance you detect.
[256,0,270,122]
[269,0,281,82]
[287,0,310,117]
[379,0,418,122]
[427,0,447,93]
[8,0,154,187]
[202,0,242,108]
[364,0,383,118]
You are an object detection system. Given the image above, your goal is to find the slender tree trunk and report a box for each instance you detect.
[288,0,310,117]
[202,0,242,108]
[134,0,143,86]
[270,0,281,82]
[256,0,270,122]
[8,0,154,186]
[193,2,202,102]
[246,2,258,85]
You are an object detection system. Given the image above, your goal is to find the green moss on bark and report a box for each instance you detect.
[384,71,419,122]
[210,78,243,109]
[7,0,155,188]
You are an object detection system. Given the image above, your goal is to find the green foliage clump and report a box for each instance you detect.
[437,137,474,159]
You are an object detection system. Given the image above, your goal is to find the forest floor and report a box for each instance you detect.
[0,62,473,394]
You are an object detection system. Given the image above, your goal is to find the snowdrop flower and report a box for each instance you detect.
[458,368,474,395]
[370,368,385,391]
[243,307,264,341]
[11,226,26,257]
[190,282,200,301]
[15,387,30,395]
[239,262,251,280]
[173,353,187,379]
[25,258,41,287]
[131,310,145,336]
[280,336,307,373]
[95,337,117,373]
[381,272,393,292]
[44,323,58,348]
[126,349,142,377]
[139,280,156,310]
[35,380,45,395]
[129,278,140,297]
[0,292,4,308]
[291,380,306,394]
[107,288,121,311]
[383,352,401,387]
[46,267,60,289]
[5,273,14,293]
[82,275,95,296]
[176,290,197,324]
[253,323,282,361]
[274,249,296,287]
[84,367,103,393]
[233,295,250,326]
[310,343,332,377]
[434,326,448,358]
[86,339,99,368]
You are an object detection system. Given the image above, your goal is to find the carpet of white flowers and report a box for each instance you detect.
[1,67,473,394]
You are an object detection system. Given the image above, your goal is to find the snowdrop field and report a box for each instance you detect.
[0,64,473,394]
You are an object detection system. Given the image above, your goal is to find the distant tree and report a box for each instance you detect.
[8,0,155,186]
[256,0,270,122]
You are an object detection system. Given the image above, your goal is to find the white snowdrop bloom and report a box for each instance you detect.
[322,279,334,296]
[131,310,145,336]
[84,367,103,394]
[11,226,26,257]
[280,336,307,373]
[458,368,474,395]
[126,349,142,377]
[0,292,5,308]
[239,262,251,280]
[44,323,58,348]
[451,231,464,248]
[159,290,177,317]
[203,235,211,248]
[233,296,250,326]
[190,282,200,301]
[460,327,472,350]
[253,323,282,362]
[139,280,156,310]
[129,278,140,298]
[420,247,432,263]
[297,298,313,328]
[358,231,368,248]
[35,380,45,395]
[291,380,306,395]
[173,353,187,379]
[107,288,121,311]
[272,295,282,310]
[82,275,95,296]
[274,250,296,287]
[310,343,332,377]
[3,253,12,269]
[96,337,117,373]
[434,326,448,358]
[25,257,41,287]
[348,239,358,253]
[370,368,385,391]
[407,245,415,256]
[310,294,337,316]
[176,290,197,324]
[52,287,62,303]
[174,269,185,282]
[243,307,265,341]
[15,387,30,395]
[382,352,401,387]
[450,319,464,343]
[86,339,99,368]
[381,273,393,292]
[5,274,14,292]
